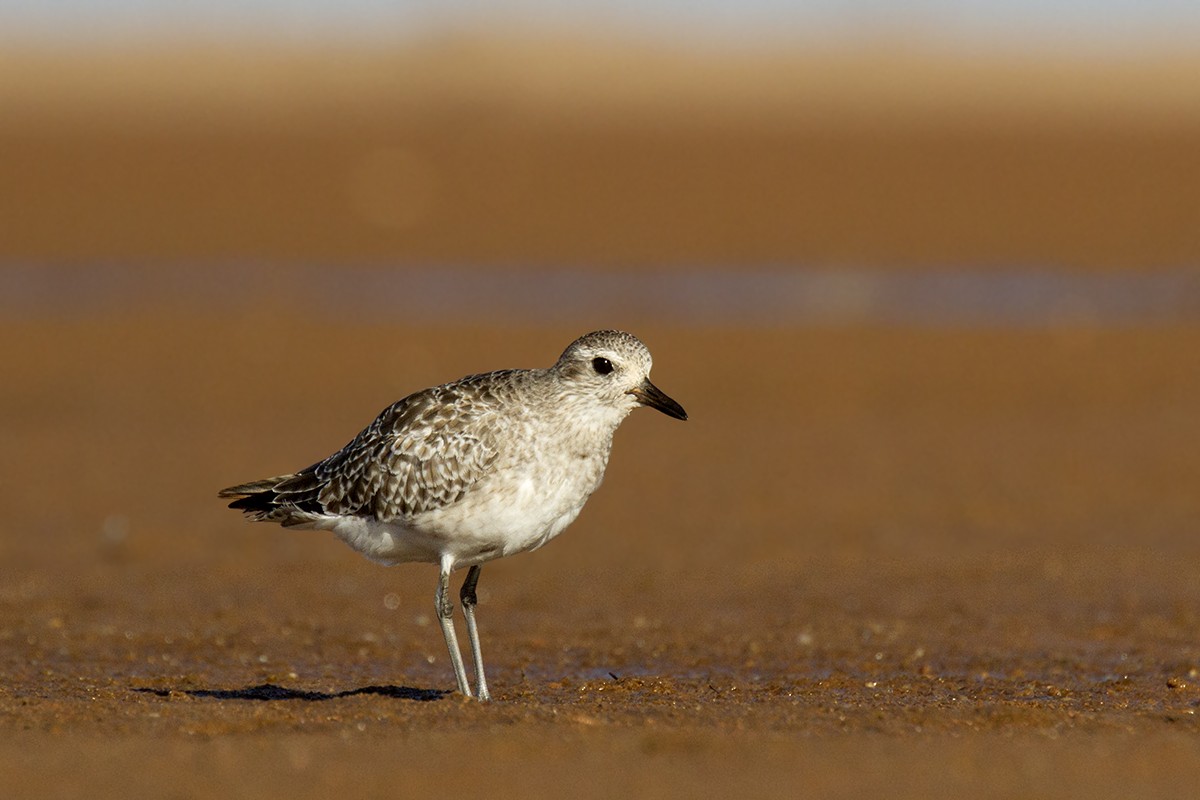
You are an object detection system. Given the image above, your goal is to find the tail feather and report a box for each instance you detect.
[219,474,300,519]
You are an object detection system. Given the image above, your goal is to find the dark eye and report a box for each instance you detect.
[592,357,614,375]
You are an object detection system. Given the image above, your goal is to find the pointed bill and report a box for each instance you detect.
[628,378,688,420]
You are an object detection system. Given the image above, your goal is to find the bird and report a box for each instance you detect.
[219,330,687,701]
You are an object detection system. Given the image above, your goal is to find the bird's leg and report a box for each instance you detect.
[459,565,491,702]
[436,557,472,698]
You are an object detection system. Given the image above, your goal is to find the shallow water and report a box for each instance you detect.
[3,264,1200,325]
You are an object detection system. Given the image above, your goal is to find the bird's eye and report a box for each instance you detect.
[592,357,614,375]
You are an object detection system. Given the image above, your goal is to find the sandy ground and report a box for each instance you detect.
[1,315,1199,797]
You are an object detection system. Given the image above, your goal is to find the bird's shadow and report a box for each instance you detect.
[134,682,449,702]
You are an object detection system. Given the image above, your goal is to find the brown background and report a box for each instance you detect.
[1,35,1199,798]
[3,39,1200,268]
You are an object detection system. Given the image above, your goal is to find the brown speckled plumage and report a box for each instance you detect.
[221,372,524,523]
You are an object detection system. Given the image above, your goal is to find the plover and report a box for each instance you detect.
[219,330,686,701]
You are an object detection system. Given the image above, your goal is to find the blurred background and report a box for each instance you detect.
[3,3,1200,792]
[3,0,1200,274]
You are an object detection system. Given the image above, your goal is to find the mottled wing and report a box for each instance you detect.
[273,380,500,521]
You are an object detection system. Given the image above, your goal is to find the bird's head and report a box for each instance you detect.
[554,330,687,421]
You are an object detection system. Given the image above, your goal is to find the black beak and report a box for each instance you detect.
[628,378,688,421]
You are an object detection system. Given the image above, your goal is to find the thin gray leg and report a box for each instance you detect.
[436,556,472,697]
[460,565,491,702]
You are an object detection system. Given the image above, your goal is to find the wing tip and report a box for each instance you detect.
[217,475,293,499]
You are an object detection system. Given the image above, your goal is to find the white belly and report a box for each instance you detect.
[320,458,603,569]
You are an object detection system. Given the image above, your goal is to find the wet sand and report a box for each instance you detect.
[2,316,1199,796]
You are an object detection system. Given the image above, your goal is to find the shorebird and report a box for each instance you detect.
[219,330,686,701]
